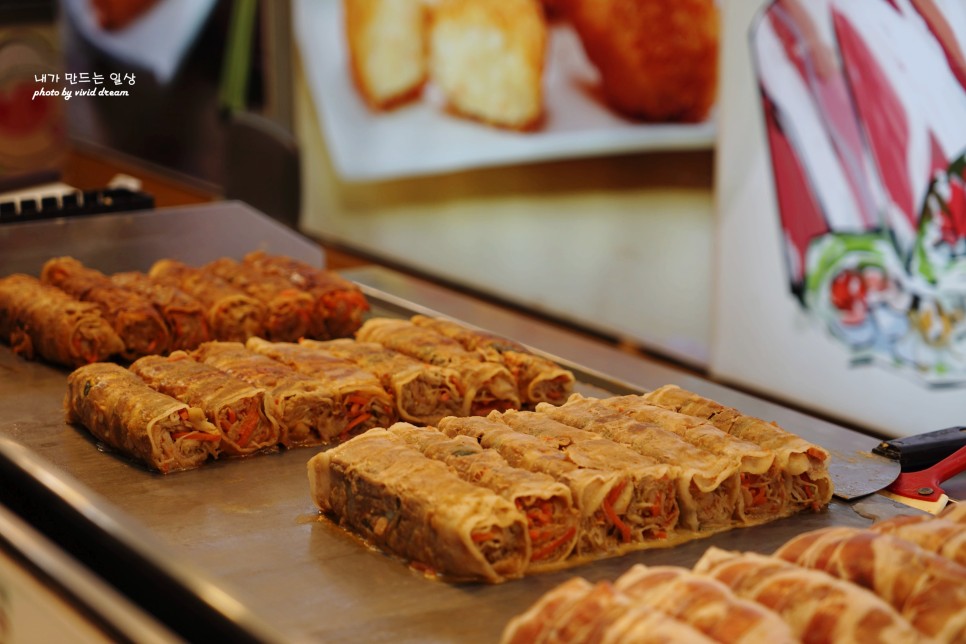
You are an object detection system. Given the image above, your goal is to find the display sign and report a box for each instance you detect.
[713,0,966,437]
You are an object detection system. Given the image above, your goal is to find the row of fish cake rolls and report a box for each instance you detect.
[63,339,398,473]
[0,253,369,368]
[504,511,966,642]
[306,388,834,581]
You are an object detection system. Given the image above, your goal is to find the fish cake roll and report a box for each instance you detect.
[242,251,369,338]
[65,362,221,472]
[130,352,279,456]
[644,385,832,512]
[246,338,396,434]
[357,317,521,415]
[41,257,170,359]
[410,314,575,406]
[388,422,579,567]
[149,259,265,342]
[204,258,316,342]
[0,274,124,367]
[111,271,210,352]
[194,340,381,446]
[299,338,463,425]
[308,428,529,582]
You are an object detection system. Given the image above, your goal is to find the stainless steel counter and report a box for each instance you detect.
[0,203,922,642]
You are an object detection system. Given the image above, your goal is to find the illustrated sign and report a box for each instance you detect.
[752,0,966,385]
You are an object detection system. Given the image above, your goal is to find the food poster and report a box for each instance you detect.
[290,0,720,368]
[712,0,966,437]
[292,0,717,181]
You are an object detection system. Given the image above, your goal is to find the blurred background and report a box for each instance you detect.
[3,0,964,438]
[0,0,716,371]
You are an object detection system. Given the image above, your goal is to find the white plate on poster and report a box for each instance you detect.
[293,0,716,182]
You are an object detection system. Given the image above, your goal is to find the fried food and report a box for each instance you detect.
[344,0,428,109]
[429,0,547,129]
[567,0,719,122]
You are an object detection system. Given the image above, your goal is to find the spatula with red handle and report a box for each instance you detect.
[880,444,966,514]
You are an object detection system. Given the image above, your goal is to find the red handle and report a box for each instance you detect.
[887,444,966,501]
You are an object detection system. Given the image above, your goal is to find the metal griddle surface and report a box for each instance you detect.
[0,307,874,643]
[0,204,890,642]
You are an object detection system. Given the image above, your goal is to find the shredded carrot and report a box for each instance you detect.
[219,406,238,433]
[650,492,664,516]
[526,505,552,525]
[802,482,821,512]
[471,530,497,543]
[345,394,370,408]
[531,526,577,561]
[344,412,372,433]
[234,400,260,447]
[526,503,558,532]
[741,474,769,508]
[602,481,631,543]
[603,501,631,543]
[753,486,768,507]
[606,480,626,506]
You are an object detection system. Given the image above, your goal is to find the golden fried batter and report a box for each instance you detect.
[567,0,719,122]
